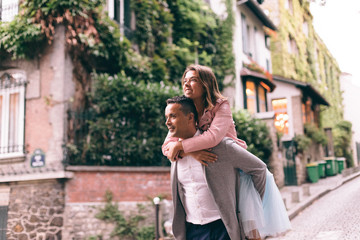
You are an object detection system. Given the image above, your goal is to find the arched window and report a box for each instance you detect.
[0,71,26,159]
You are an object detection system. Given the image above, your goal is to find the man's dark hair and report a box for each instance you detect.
[166,95,198,123]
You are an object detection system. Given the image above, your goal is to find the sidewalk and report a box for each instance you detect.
[279,166,360,220]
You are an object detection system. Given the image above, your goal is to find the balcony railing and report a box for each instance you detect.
[0,1,19,22]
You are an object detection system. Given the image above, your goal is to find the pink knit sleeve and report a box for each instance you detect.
[181,100,232,153]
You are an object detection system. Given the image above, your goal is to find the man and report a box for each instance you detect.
[164,96,267,240]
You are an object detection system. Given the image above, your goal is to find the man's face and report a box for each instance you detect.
[165,103,193,138]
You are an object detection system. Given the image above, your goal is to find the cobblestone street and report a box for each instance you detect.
[268,176,360,240]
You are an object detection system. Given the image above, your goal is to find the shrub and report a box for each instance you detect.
[293,134,312,153]
[96,191,155,240]
[232,110,273,166]
[334,120,353,167]
[304,123,327,146]
[66,72,181,166]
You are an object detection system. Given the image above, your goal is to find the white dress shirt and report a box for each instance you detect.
[177,131,221,225]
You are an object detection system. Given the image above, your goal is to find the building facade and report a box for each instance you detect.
[340,73,360,166]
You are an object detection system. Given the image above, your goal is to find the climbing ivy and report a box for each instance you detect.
[1,0,237,166]
[333,120,354,167]
[265,0,343,130]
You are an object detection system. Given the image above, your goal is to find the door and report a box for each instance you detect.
[283,140,297,185]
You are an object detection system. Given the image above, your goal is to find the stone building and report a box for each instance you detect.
[0,1,170,239]
[0,22,74,239]
[260,0,343,130]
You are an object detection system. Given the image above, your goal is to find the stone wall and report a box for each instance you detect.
[5,179,65,240]
[62,200,173,240]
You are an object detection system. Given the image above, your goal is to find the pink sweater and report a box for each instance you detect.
[162,99,247,156]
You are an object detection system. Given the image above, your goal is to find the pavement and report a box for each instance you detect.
[279,166,360,220]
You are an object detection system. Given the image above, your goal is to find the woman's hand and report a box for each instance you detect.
[181,150,218,166]
[166,141,184,161]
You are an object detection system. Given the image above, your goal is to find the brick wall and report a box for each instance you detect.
[65,166,172,202]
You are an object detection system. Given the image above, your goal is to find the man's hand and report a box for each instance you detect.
[165,141,183,161]
[181,150,218,166]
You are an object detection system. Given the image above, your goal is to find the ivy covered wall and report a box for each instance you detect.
[0,0,236,166]
[261,0,343,129]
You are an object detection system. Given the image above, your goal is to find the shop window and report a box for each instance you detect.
[245,81,257,114]
[258,85,267,112]
[0,0,18,22]
[272,98,289,135]
[244,80,268,114]
[0,72,26,159]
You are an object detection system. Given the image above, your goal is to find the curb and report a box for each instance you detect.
[287,171,360,220]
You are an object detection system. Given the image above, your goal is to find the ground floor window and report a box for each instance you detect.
[272,98,289,135]
[243,79,268,114]
[0,206,8,239]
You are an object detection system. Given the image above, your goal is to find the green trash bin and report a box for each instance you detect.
[336,157,346,174]
[324,157,337,176]
[318,161,326,178]
[306,162,319,183]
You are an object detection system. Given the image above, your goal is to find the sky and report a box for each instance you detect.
[310,0,360,85]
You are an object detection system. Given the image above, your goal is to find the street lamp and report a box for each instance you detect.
[153,197,161,240]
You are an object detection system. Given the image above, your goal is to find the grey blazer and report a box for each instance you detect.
[171,137,267,240]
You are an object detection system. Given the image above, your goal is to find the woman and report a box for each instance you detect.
[162,64,291,239]
[162,64,246,163]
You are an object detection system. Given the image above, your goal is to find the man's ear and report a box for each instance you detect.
[188,112,195,123]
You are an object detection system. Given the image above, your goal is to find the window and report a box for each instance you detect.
[254,27,258,62]
[265,35,271,49]
[0,71,26,159]
[272,98,289,135]
[258,85,267,112]
[0,0,18,22]
[241,14,250,55]
[284,0,293,14]
[302,99,314,124]
[266,59,270,72]
[244,80,268,114]
[107,0,132,38]
[303,20,309,37]
[245,81,257,114]
[287,35,298,55]
[0,206,8,239]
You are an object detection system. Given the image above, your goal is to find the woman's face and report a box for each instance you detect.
[183,70,204,101]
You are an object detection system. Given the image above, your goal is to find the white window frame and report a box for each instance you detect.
[107,0,125,37]
[0,70,26,160]
[0,0,19,22]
